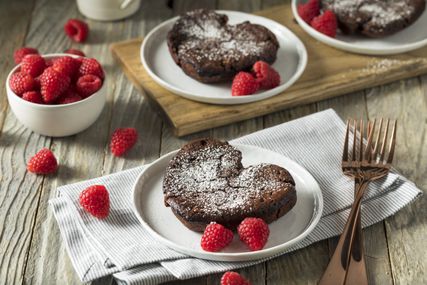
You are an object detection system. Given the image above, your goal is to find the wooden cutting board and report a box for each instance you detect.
[111,4,427,137]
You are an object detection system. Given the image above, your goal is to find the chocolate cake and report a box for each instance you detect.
[167,9,280,83]
[321,0,425,37]
[163,138,297,232]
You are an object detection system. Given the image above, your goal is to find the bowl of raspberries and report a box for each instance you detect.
[6,52,106,137]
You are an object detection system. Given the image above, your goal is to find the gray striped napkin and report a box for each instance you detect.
[50,109,422,285]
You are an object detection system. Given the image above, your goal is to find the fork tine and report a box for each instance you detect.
[379,119,390,162]
[359,119,364,161]
[343,120,350,162]
[387,120,397,164]
[372,118,383,161]
[352,119,357,161]
[364,119,376,161]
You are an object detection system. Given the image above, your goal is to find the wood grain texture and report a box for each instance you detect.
[111,4,427,136]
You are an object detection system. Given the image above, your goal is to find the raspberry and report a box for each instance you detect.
[221,271,251,285]
[79,185,110,219]
[311,10,338,38]
[297,0,320,23]
[57,89,82,104]
[237,217,270,251]
[52,56,81,79]
[64,48,85,57]
[9,72,36,95]
[64,19,89,43]
[110,128,138,156]
[27,148,58,175]
[20,54,46,77]
[39,67,70,103]
[22,91,43,104]
[231,72,259,96]
[78,58,104,79]
[252,61,281,89]
[76,74,102,98]
[14,47,39,64]
[200,222,233,252]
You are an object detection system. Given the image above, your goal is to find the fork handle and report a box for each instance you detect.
[318,180,370,285]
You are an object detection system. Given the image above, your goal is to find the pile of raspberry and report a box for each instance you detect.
[10,48,104,105]
[298,0,338,38]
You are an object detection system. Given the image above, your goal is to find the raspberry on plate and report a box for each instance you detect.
[64,48,86,57]
[22,91,43,104]
[201,222,234,252]
[9,72,36,96]
[78,58,104,79]
[297,0,320,23]
[27,148,58,175]
[237,217,270,251]
[21,54,46,78]
[221,271,251,285]
[110,128,138,157]
[52,56,81,79]
[13,47,39,64]
[76,74,102,98]
[64,19,89,43]
[310,10,338,38]
[252,61,281,89]
[39,67,70,103]
[231,72,259,96]
[57,89,82,104]
[79,185,110,219]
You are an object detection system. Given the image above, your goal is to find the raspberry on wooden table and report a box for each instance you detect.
[64,48,86,57]
[200,222,234,252]
[237,217,270,251]
[76,74,102,98]
[79,185,110,219]
[311,10,338,38]
[22,91,43,104]
[78,58,104,79]
[9,72,36,96]
[64,19,89,43]
[231,72,259,96]
[13,47,39,64]
[52,56,81,79]
[39,67,70,103]
[297,0,320,23]
[27,148,58,175]
[110,128,138,157]
[221,271,251,285]
[252,61,280,89]
[20,54,46,78]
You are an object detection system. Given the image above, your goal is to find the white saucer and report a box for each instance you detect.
[132,144,323,262]
[292,0,427,55]
[140,11,307,105]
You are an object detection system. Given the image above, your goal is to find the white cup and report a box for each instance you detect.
[77,0,141,21]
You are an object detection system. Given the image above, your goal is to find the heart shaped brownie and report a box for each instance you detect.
[167,9,279,83]
[163,138,297,232]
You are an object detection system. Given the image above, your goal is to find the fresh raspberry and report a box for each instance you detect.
[64,48,86,57]
[52,56,81,79]
[79,185,110,219]
[252,61,281,89]
[221,271,251,285]
[20,54,46,78]
[310,10,338,38]
[57,89,82,104]
[39,67,70,103]
[76,74,102,98]
[78,58,104,79]
[110,128,138,157]
[231,72,259,96]
[27,148,58,175]
[9,72,36,95]
[200,222,233,252]
[64,19,89,43]
[297,0,320,23]
[14,47,39,64]
[22,91,43,104]
[237,217,270,251]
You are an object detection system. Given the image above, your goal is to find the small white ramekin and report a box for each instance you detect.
[6,54,106,137]
[76,0,141,21]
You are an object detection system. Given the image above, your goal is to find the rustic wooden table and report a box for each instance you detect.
[1,0,426,284]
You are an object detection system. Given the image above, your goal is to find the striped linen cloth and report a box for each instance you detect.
[50,109,422,285]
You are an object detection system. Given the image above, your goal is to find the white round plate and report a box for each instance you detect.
[132,144,323,262]
[292,0,427,55]
[140,11,307,105]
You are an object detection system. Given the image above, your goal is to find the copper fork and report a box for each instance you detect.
[318,118,397,285]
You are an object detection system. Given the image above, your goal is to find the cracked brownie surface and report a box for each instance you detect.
[167,9,279,83]
[163,138,297,232]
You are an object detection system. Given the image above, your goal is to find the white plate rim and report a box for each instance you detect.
[132,143,324,261]
[140,10,308,105]
[291,0,427,55]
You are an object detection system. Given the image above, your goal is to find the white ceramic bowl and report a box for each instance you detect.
[77,0,141,21]
[6,54,106,137]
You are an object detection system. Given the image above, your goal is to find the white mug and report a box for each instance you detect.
[77,0,141,21]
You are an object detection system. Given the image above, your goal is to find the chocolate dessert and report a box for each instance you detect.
[163,138,297,232]
[167,9,279,83]
[321,0,425,37]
